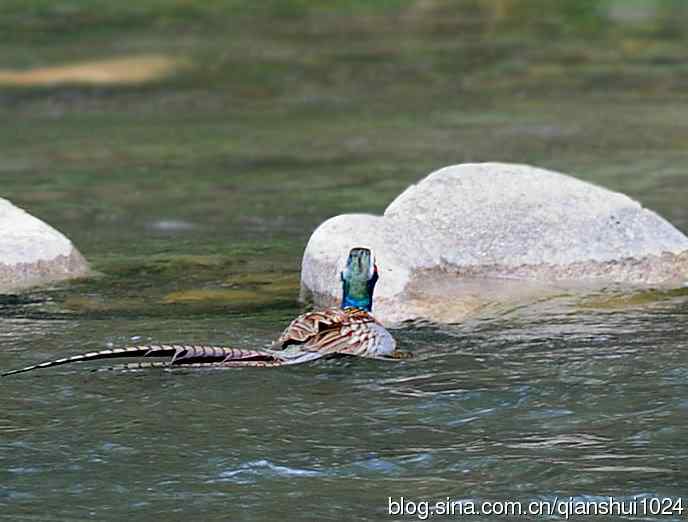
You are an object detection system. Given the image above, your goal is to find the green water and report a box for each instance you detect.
[2,1,688,520]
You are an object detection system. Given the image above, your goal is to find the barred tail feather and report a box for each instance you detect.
[2,344,278,377]
[96,361,172,372]
[99,360,288,372]
[101,353,321,372]
[1,345,175,377]
[170,346,275,365]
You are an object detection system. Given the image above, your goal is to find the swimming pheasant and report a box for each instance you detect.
[3,248,409,376]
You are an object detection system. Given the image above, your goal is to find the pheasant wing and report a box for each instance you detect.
[273,307,381,358]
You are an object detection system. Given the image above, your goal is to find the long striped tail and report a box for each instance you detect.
[95,349,329,372]
[97,360,290,372]
[2,344,279,377]
[97,361,174,372]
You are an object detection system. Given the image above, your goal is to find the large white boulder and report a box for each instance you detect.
[0,198,90,292]
[300,163,688,323]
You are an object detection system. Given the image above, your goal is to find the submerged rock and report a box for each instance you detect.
[0,198,90,292]
[301,163,688,323]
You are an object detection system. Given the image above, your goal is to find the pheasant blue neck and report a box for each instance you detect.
[342,294,372,311]
[341,270,377,312]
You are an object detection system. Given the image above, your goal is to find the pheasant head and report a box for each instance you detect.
[340,247,378,312]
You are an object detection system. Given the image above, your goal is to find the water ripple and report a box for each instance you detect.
[209,460,324,484]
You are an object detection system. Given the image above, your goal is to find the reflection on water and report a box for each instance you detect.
[1,1,688,521]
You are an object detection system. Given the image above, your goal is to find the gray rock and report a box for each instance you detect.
[0,198,90,292]
[300,163,688,323]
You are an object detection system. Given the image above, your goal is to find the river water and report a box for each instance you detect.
[1,1,687,520]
